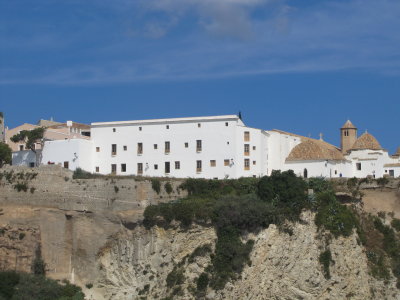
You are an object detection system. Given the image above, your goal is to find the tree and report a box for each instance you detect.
[0,142,12,167]
[10,127,45,166]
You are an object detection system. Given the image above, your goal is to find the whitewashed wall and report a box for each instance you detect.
[91,116,267,179]
[346,150,389,178]
[41,139,94,171]
[265,131,302,175]
[284,160,351,178]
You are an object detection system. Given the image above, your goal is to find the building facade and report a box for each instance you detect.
[8,115,400,179]
[91,115,268,179]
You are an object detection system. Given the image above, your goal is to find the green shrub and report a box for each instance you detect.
[72,168,92,179]
[257,170,307,212]
[166,267,184,288]
[188,244,212,263]
[32,246,46,276]
[165,182,173,194]
[376,177,389,187]
[196,273,209,291]
[308,177,333,194]
[13,183,28,192]
[347,177,358,189]
[391,218,400,232]
[315,192,359,237]
[319,249,333,279]
[151,179,161,194]
[0,271,84,300]
[85,283,93,289]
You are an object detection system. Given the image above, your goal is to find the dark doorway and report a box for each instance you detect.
[165,162,170,174]
[303,168,308,178]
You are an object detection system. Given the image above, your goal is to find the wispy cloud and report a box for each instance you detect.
[1,0,400,85]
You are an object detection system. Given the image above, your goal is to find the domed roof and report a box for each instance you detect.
[350,132,382,151]
[341,120,357,129]
[286,139,345,161]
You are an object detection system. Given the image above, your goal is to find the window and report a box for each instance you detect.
[154,144,158,150]
[244,131,250,141]
[29,162,35,168]
[244,144,250,156]
[185,142,189,148]
[196,140,202,152]
[137,143,143,155]
[224,159,230,166]
[165,141,170,154]
[96,147,100,152]
[227,142,230,145]
[137,163,143,175]
[121,164,126,173]
[175,161,180,169]
[196,160,202,172]
[111,144,117,156]
[253,160,256,165]
[166,125,169,129]
[111,164,117,174]
[253,146,256,150]
[113,128,116,132]
[210,160,216,167]
[225,122,228,126]
[96,167,100,173]
[244,159,250,170]
[123,146,127,151]
[356,163,362,171]
[19,145,24,151]
[198,123,201,128]
[63,161,69,169]
[139,127,142,131]
[154,164,158,170]
[165,162,170,174]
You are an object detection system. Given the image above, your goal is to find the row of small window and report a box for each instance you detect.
[99,141,256,156]
[100,141,204,156]
[111,122,237,133]
[98,159,256,174]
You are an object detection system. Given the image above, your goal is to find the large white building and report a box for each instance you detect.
[10,115,400,179]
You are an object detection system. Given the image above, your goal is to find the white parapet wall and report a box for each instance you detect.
[41,139,94,172]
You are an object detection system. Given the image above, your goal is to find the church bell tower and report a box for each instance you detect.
[340,120,357,154]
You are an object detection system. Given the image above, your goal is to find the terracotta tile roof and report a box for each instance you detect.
[341,120,357,129]
[350,132,382,151]
[286,139,345,161]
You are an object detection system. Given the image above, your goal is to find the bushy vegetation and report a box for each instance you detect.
[391,218,400,232]
[151,179,161,194]
[145,170,309,289]
[319,249,333,279]
[164,182,173,195]
[0,271,84,300]
[0,142,12,167]
[144,173,400,290]
[73,168,95,179]
[314,191,360,238]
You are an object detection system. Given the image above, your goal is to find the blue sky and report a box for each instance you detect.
[1,0,399,153]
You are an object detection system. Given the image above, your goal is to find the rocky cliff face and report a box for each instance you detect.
[1,169,399,300]
[95,211,399,300]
